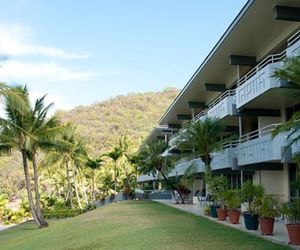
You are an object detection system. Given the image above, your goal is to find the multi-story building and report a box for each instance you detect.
[137,0,300,202]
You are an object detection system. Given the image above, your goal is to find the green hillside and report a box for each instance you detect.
[56,87,178,156]
[0,88,178,198]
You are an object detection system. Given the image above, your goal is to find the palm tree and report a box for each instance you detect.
[104,146,123,191]
[43,126,87,209]
[137,140,186,203]
[86,157,104,201]
[176,118,226,173]
[273,56,300,195]
[0,86,59,228]
[27,96,64,227]
[273,56,300,146]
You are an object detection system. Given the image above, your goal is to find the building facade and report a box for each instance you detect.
[138,0,300,202]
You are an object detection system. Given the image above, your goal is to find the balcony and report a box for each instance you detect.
[169,158,204,177]
[207,90,237,119]
[211,143,238,171]
[137,174,156,183]
[237,124,289,166]
[287,30,300,57]
[236,52,286,109]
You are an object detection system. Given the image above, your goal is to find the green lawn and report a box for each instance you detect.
[0,201,290,250]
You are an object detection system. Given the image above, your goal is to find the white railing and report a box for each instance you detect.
[239,123,281,143]
[288,29,300,47]
[208,89,236,109]
[193,110,207,122]
[237,51,286,86]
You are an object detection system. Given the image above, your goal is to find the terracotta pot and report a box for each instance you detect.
[216,208,227,221]
[228,210,240,224]
[286,224,300,245]
[259,218,274,235]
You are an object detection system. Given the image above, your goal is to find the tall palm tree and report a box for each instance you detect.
[44,126,87,209]
[176,118,226,173]
[86,157,104,201]
[27,96,64,227]
[104,146,123,191]
[0,86,61,228]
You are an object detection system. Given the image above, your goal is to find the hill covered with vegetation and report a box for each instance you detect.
[56,87,178,156]
[0,87,179,200]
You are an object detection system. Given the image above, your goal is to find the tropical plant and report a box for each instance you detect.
[43,125,88,209]
[104,146,123,191]
[206,174,228,207]
[241,181,264,214]
[282,198,300,224]
[137,140,185,203]
[256,195,281,219]
[176,118,226,172]
[224,189,241,211]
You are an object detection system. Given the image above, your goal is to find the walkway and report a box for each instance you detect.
[154,199,299,250]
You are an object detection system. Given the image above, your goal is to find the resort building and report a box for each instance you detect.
[137,0,300,202]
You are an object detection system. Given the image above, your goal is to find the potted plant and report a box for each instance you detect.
[241,181,264,230]
[224,189,241,224]
[206,174,228,220]
[282,198,300,245]
[256,195,281,235]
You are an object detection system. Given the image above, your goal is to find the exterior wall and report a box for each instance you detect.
[253,170,285,202]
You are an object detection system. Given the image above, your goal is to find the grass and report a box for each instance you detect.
[0,201,290,250]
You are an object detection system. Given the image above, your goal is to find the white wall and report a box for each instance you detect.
[254,170,286,202]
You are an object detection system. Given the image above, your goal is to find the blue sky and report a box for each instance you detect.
[0,0,248,111]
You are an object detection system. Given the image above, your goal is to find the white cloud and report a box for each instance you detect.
[0,22,88,59]
[0,60,130,83]
[30,91,73,113]
[0,60,98,82]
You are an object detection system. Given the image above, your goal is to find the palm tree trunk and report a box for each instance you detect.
[114,161,117,191]
[72,165,82,209]
[92,169,95,201]
[21,150,42,228]
[82,183,89,204]
[66,161,73,209]
[32,153,48,227]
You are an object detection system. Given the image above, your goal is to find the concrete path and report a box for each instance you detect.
[0,224,15,232]
[154,199,299,250]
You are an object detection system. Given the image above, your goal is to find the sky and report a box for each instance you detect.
[0,0,248,112]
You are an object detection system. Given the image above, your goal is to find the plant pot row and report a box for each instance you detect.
[210,206,300,245]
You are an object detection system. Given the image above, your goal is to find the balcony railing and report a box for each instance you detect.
[237,123,290,166]
[207,89,236,119]
[193,110,207,122]
[237,51,286,87]
[287,29,300,57]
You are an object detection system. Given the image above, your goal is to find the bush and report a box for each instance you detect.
[84,203,96,212]
[43,208,84,219]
